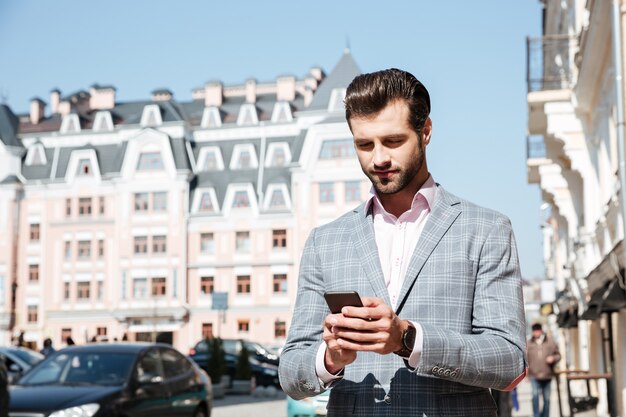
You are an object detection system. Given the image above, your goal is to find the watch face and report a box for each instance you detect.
[404,325,416,350]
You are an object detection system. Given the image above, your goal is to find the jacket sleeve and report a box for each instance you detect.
[278,228,329,400]
[415,216,528,391]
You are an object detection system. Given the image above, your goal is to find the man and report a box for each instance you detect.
[527,323,560,417]
[279,68,527,416]
[40,338,55,356]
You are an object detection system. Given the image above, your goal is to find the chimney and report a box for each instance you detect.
[276,75,296,102]
[89,84,116,109]
[29,97,46,124]
[204,81,223,107]
[151,88,173,102]
[304,86,314,107]
[245,79,257,104]
[50,89,61,114]
[309,67,324,82]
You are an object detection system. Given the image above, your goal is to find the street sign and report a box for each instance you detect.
[212,292,228,310]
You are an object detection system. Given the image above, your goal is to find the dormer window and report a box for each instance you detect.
[230,144,258,170]
[93,111,114,132]
[76,158,93,176]
[197,146,224,172]
[237,104,259,126]
[232,190,250,208]
[199,192,215,212]
[263,183,291,211]
[25,143,47,166]
[201,107,222,128]
[140,104,162,127]
[270,189,286,208]
[271,101,293,123]
[60,113,81,134]
[265,142,291,167]
[136,151,164,171]
[193,188,219,214]
[328,88,347,112]
[319,138,355,159]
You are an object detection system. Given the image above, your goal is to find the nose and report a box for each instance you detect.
[372,145,391,168]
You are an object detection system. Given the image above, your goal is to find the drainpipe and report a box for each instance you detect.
[613,0,626,269]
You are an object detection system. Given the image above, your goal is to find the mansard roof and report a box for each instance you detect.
[0,105,23,148]
[307,50,361,111]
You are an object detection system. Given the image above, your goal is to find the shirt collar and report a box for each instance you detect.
[364,174,437,217]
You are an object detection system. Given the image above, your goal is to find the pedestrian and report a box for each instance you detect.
[279,68,527,416]
[65,336,75,346]
[527,323,560,417]
[40,338,56,356]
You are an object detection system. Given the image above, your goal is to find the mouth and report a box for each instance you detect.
[372,170,396,179]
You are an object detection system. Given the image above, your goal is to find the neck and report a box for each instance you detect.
[379,172,429,217]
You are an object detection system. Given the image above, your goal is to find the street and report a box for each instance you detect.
[213,392,287,417]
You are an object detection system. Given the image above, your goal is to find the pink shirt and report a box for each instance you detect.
[316,175,437,383]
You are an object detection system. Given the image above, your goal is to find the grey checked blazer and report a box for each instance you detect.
[279,185,527,417]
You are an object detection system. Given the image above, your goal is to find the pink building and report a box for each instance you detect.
[0,51,367,353]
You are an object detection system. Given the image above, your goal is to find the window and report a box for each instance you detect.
[199,192,215,213]
[153,192,167,211]
[152,235,167,253]
[29,224,40,241]
[64,241,72,260]
[319,182,335,203]
[96,327,107,336]
[65,198,72,217]
[238,320,250,332]
[97,281,104,300]
[272,229,287,248]
[273,274,287,293]
[61,328,72,344]
[136,152,164,171]
[77,282,90,300]
[134,193,149,212]
[201,323,213,339]
[77,240,91,259]
[151,277,167,297]
[76,158,92,176]
[232,190,250,208]
[269,189,286,209]
[319,139,356,159]
[200,233,215,254]
[230,144,258,169]
[328,88,347,112]
[29,264,39,282]
[200,276,214,295]
[27,305,38,323]
[133,278,148,298]
[203,152,218,171]
[99,196,105,215]
[345,181,362,202]
[161,349,192,379]
[134,236,148,254]
[78,197,92,216]
[236,275,251,294]
[97,240,104,258]
[274,320,286,338]
[63,282,71,300]
[235,231,250,252]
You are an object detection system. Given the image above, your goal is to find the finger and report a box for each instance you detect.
[334,329,385,344]
[360,297,384,307]
[341,306,382,322]
[336,337,384,352]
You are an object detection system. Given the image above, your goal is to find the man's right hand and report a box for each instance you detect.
[323,313,357,374]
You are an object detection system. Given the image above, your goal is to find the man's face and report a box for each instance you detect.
[532,329,543,338]
[350,100,431,195]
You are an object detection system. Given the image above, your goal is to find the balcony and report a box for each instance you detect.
[526,135,550,184]
[526,35,578,93]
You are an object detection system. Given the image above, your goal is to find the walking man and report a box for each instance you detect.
[528,323,560,417]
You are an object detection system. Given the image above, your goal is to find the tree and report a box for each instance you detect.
[206,337,227,384]
[235,344,252,380]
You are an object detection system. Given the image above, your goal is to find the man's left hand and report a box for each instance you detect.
[330,297,409,355]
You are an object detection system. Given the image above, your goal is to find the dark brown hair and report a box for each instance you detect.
[344,68,431,134]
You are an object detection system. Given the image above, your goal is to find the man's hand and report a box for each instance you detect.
[323,296,408,372]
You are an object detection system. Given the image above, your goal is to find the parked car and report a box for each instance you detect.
[0,346,44,383]
[287,389,330,417]
[188,338,279,388]
[9,343,212,417]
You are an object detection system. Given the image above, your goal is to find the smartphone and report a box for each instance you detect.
[324,291,364,314]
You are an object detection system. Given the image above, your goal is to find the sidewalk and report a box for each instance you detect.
[513,378,598,417]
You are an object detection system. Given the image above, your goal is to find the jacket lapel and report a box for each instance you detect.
[395,185,461,313]
[349,206,391,306]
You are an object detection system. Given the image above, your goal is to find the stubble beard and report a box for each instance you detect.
[368,149,424,195]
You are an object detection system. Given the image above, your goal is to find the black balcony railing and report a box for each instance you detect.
[527,135,546,160]
[526,35,578,93]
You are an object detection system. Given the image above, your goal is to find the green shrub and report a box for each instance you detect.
[235,343,252,380]
[205,337,226,384]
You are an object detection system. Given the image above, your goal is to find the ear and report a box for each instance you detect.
[422,117,433,145]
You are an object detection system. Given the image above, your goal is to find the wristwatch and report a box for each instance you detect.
[394,322,416,358]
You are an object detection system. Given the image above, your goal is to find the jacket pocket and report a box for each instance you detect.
[437,390,497,417]
[327,391,356,416]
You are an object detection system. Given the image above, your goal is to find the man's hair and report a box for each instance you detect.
[344,68,431,134]
[531,323,543,331]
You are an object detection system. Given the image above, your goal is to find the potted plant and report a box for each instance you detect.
[205,337,228,398]
[231,343,254,394]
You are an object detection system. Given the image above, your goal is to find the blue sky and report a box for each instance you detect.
[0,1,545,278]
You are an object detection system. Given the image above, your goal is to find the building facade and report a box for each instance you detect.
[526,1,626,415]
[0,51,366,353]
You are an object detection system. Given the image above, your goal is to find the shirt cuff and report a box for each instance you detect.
[315,343,344,387]
[406,321,424,369]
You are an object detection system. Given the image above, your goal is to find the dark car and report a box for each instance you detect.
[9,343,212,417]
[0,346,44,383]
[189,338,279,388]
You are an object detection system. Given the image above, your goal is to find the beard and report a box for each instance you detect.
[365,147,424,196]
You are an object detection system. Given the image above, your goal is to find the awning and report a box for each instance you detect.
[556,293,579,328]
[580,278,626,320]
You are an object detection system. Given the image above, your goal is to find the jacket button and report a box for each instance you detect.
[431,366,439,374]
[450,371,458,378]
[384,394,391,404]
[443,370,451,377]
[438,368,445,376]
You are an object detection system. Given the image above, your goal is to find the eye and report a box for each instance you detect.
[356,142,373,150]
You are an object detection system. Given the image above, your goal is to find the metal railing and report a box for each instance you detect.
[527,35,578,93]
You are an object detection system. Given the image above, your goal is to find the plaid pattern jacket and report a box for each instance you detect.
[279,185,527,417]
